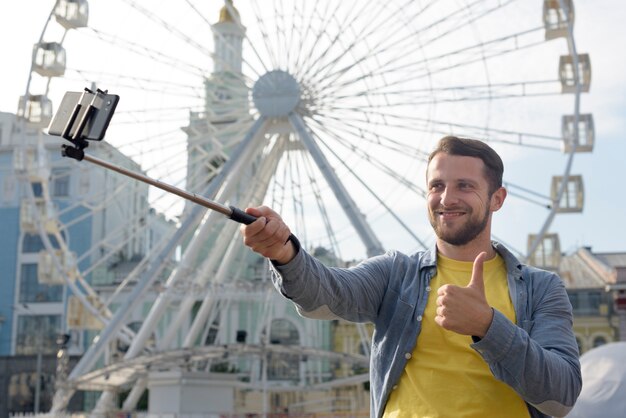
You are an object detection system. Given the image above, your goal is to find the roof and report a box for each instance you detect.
[559,247,626,288]
[594,252,626,268]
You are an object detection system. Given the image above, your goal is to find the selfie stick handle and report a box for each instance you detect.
[67,148,257,225]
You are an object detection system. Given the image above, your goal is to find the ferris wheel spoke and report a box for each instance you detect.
[287,1,336,80]
[62,69,204,101]
[324,108,563,151]
[121,0,212,56]
[308,118,428,198]
[320,27,547,99]
[310,0,491,91]
[504,181,552,208]
[309,113,429,163]
[299,153,344,259]
[289,0,349,82]
[320,41,551,104]
[284,0,313,77]
[303,1,413,91]
[289,113,385,256]
[310,114,429,160]
[318,17,542,100]
[411,0,519,49]
[331,78,561,104]
[248,0,281,70]
[310,129,430,250]
[273,0,289,69]
[82,28,207,76]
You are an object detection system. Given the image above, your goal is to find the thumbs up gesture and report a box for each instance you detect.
[434,252,494,338]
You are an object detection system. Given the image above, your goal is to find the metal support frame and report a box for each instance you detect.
[288,113,385,257]
[52,116,268,412]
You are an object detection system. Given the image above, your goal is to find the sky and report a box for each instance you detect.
[0,0,625,257]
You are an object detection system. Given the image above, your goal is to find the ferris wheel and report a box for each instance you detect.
[15,0,592,414]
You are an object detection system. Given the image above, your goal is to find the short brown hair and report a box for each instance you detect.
[428,136,504,195]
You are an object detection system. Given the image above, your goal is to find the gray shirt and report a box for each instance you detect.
[271,240,581,418]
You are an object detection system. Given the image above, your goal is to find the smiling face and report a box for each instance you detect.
[426,153,505,247]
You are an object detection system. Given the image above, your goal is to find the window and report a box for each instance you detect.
[31,182,43,198]
[592,336,607,348]
[22,233,60,253]
[3,176,16,203]
[19,263,63,303]
[15,314,61,355]
[267,319,300,381]
[8,371,55,413]
[52,169,70,197]
[567,290,608,316]
[588,291,602,313]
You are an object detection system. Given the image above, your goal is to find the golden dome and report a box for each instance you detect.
[218,0,240,23]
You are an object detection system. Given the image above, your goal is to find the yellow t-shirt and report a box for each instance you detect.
[383,253,530,418]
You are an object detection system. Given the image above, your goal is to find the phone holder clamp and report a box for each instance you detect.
[60,87,108,161]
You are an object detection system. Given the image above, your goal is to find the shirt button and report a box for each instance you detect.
[426,286,431,292]
[405,353,412,360]
[392,385,398,390]
[416,315,423,322]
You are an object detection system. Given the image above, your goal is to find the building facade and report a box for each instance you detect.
[560,247,626,353]
[0,110,175,415]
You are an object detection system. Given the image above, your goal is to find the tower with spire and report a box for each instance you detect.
[183,0,250,197]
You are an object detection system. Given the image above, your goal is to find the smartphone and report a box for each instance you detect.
[48,90,119,141]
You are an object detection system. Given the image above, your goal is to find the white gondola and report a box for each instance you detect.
[527,233,561,270]
[559,53,592,93]
[32,42,66,77]
[38,249,78,285]
[20,199,57,234]
[562,114,595,153]
[543,0,574,40]
[67,295,105,330]
[54,0,89,29]
[17,94,53,126]
[552,175,584,213]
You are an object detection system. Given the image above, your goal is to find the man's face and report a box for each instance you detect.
[426,153,495,246]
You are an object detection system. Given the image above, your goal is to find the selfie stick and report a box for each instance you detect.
[56,88,257,225]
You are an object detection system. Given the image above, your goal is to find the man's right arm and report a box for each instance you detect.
[270,246,392,323]
[240,205,391,323]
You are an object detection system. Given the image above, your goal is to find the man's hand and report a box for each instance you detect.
[240,206,296,265]
[434,252,494,338]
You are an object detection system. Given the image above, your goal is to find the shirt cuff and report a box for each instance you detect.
[470,308,517,363]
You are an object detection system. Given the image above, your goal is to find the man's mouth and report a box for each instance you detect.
[435,209,467,219]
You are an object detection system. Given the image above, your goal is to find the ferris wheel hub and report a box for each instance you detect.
[252,70,301,117]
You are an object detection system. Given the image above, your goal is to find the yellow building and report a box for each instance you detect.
[559,247,626,354]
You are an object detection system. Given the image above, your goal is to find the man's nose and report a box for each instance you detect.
[440,187,458,206]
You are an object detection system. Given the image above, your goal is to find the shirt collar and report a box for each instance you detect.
[419,241,524,279]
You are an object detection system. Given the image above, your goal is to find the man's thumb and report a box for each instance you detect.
[468,251,487,293]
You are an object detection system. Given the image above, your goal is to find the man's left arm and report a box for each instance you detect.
[471,273,582,417]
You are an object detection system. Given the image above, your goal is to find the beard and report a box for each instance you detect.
[429,203,490,246]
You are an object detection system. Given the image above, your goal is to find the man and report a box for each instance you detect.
[240,136,581,418]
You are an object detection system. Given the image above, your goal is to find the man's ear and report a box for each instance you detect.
[490,187,507,212]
